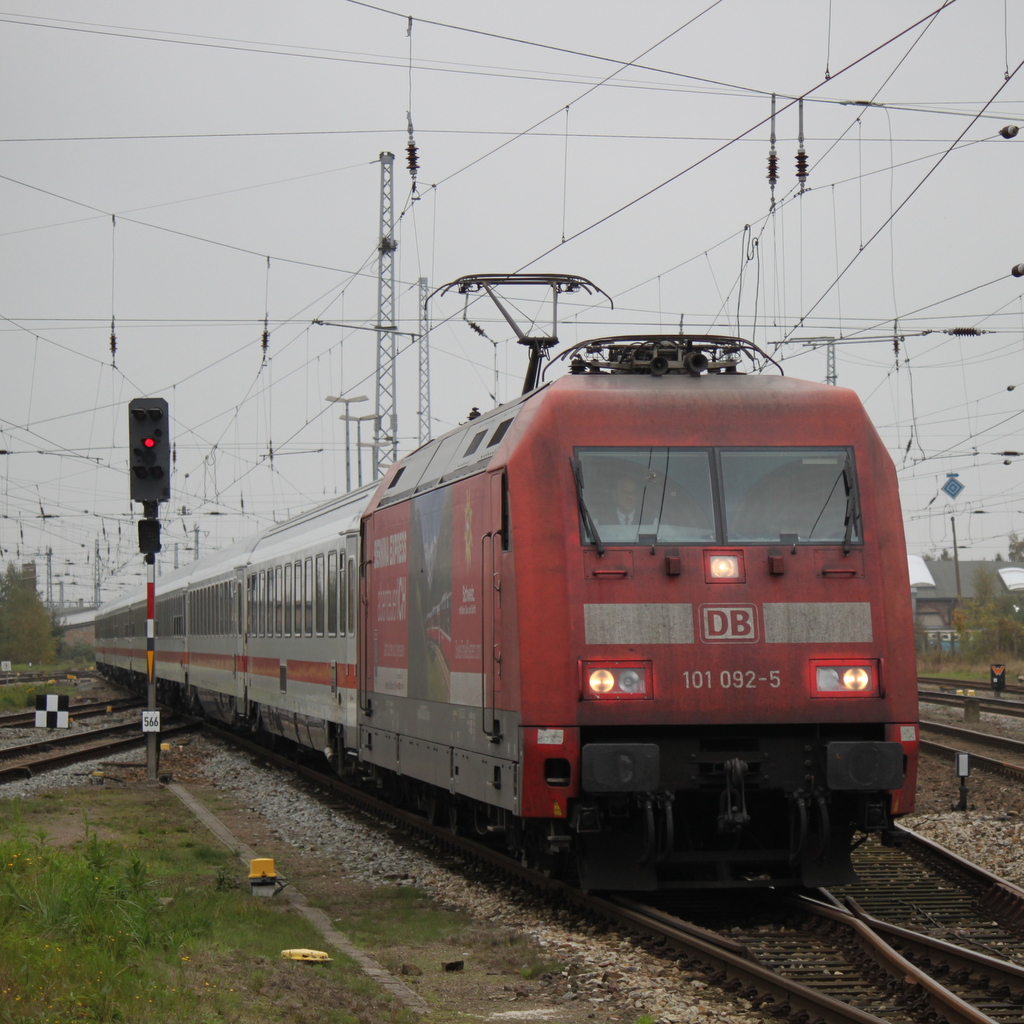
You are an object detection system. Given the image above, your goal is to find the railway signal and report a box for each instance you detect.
[128,398,170,504]
[127,396,170,783]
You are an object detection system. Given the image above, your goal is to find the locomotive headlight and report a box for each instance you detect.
[842,667,870,691]
[812,661,878,697]
[709,555,740,578]
[582,663,651,700]
[617,669,644,693]
[816,667,841,691]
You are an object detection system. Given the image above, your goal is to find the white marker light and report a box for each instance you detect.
[709,555,740,578]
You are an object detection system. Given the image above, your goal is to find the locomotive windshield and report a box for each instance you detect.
[575,446,860,546]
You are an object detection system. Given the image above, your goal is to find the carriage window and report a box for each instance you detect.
[258,572,266,636]
[576,447,716,545]
[487,418,513,447]
[327,551,338,635]
[304,557,314,637]
[721,449,858,544]
[275,566,284,636]
[464,429,488,457]
[294,561,303,635]
[284,562,293,636]
[338,557,347,637]
[315,554,326,636]
[348,557,357,634]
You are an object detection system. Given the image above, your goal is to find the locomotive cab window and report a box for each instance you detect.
[576,448,716,545]
[721,448,859,545]
[575,446,861,547]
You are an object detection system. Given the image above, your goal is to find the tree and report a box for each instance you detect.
[953,564,1024,657]
[1010,532,1024,562]
[0,563,57,664]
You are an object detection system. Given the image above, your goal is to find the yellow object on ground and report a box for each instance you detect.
[249,858,276,879]
[281,949,332,962]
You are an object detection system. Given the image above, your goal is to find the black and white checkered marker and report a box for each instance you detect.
[35,694,70,729]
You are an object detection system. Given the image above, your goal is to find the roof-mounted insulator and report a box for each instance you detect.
[767,93,778,204]
[795,98,809,191]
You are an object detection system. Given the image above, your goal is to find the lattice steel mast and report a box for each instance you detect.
[374,151,398,479]
[418,277,430,445]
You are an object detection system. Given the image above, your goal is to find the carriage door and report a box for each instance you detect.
[482,471,506,740]
[235,569,247,705]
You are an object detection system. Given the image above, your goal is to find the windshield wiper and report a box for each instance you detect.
[841,453,861,555]
[804,452,860,552]
[571,456,605,556]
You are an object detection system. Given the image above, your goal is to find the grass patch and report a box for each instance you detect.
[0,792,417,1023]
[345,884,472,948]
[917,653,1024,684]
[0,683,78,713]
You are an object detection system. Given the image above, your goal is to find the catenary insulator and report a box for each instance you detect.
[1001,125,1019,139]
[406,142,419,176]
[1012,264,1024,277]
[767,151,778,186]
[796,150,808,184]
[796,97,808,187]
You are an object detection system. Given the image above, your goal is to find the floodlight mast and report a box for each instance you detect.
[434,274,612,394]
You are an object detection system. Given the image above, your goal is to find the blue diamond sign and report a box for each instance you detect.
[941,474,965,500]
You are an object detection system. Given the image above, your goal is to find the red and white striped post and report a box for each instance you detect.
[146,551,157,780]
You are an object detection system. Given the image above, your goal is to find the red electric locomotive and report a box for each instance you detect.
[361,332,917,889]
[97,326,917,891]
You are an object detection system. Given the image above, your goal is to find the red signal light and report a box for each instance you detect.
[143,437,156,449]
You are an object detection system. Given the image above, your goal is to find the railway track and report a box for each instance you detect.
[0,671,94,686]
[920,675,1024,699]
[0,697,144,729]
[920,689,1024,722]
[201,721,1024,1024]
[0,714,199,782]
[920,719,1024,785]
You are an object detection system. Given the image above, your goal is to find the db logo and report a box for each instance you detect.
[700,604,758,643]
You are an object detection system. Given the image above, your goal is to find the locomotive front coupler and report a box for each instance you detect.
[717,757,750,834]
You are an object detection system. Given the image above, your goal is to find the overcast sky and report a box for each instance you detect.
[3,0,1024,605]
